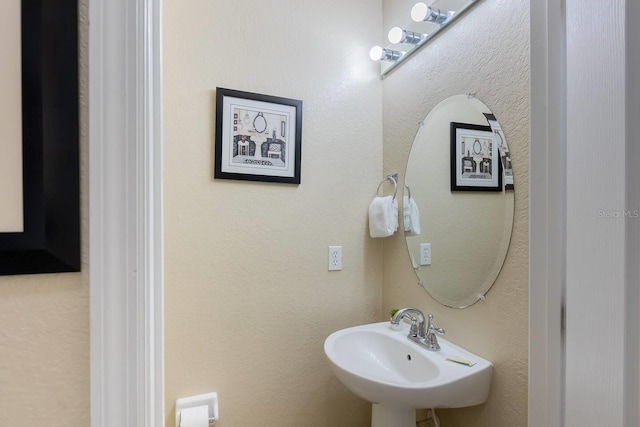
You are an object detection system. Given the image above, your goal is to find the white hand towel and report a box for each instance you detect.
[409,196,421,235]
[403,196,412,232]
[403,195,421,236]
[368,196,398,238]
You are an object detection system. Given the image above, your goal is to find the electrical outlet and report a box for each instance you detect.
[328,246,342,271]
[419,243,431,266]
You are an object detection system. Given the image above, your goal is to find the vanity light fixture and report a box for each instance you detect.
[388,27,424,45]
[372,0,482,75]
[369,46,403,62]
[411,2,451,24]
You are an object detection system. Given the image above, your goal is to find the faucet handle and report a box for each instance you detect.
[427,314,445,335]
[424,314,444,351]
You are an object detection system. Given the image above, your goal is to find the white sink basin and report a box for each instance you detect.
[324,321,492,426]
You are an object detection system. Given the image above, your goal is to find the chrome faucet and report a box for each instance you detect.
[391,307,426,337]
[390,308,445,351]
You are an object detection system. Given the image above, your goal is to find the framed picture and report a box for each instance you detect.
[215,88,302,184]
[450,122,502,192]
[483,112,514,190]
[0,0,80,275]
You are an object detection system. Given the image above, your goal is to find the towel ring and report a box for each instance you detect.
[404,182,411,200]
[377,174,398,199]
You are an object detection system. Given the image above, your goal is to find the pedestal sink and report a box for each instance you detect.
[324,321,492,427]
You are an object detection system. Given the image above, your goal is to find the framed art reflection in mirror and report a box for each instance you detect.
[450,122,502,192]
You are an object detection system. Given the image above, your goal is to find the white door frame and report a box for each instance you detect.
[529,0,565,425]
[531,1,639,426]
[563,1,628,425]
[89,0,164,426]
[626,2,640,425]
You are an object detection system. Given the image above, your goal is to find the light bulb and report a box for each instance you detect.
[411,2,429,22]
[369,46,402,62]
[388,27,405,44]
[369,46,385,61]
[388,27,424,44]
[411,2,448,24]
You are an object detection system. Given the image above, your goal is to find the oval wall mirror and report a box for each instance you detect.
[403,95,515,308]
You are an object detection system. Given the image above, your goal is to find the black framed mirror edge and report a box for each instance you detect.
[0,0,80,275]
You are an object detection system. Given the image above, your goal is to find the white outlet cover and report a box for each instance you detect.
[328,245,342,271]
[419,243,431,266]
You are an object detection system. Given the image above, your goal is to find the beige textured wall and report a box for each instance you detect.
[0,1,90,425]
[382,0,529,426]
[163,1,384,426]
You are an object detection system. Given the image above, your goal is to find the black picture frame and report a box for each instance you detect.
[0,0,80,275]
[450,122,502,192]
[215,88,302,184]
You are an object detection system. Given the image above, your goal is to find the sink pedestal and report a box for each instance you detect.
[371,403,415,427]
